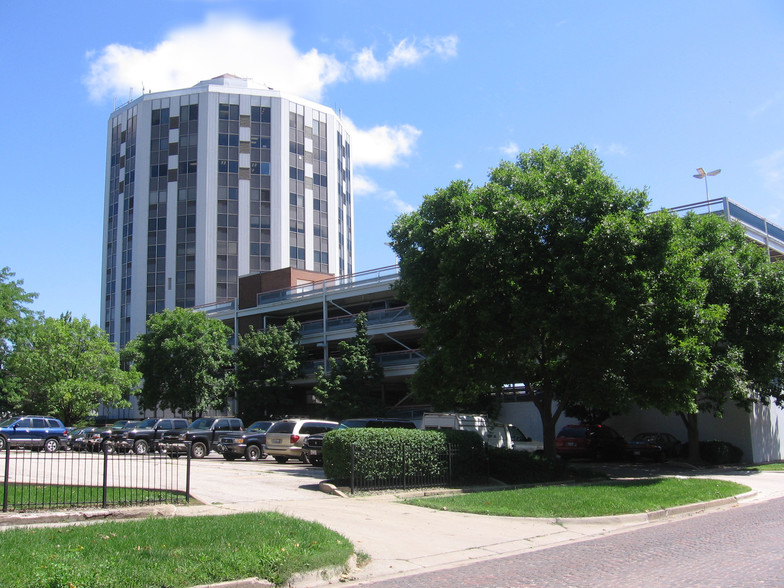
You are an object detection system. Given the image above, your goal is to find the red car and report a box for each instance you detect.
[555,424,628,461]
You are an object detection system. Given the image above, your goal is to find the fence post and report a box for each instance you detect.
[185,442,192,502]
[102,442,110,508]
[402,444,407,491]
[2,443,10,512]
[350,444,355,495]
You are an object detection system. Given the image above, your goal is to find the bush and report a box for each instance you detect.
[699,440,743,464]
[487,447,572,484]
[322,428,485,484]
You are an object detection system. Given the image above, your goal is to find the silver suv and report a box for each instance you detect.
[264,419,338,464]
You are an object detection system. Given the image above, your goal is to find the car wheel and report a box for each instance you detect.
[133,440,149,454]
[0,436,6,451]
[245,445,261,461]
[102,441,114,454]
[43,438,60,453]
[309,457,323,467]
[273,455,288,464]
[191,442,207,459]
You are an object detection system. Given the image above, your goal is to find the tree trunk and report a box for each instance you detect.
[681,412,701,464]
[533,389,561,460]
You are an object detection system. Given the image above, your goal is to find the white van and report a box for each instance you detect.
[420,413,542,452]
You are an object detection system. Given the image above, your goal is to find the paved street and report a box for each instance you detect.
[356,496,784,587]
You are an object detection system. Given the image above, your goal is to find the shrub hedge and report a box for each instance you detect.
[700,440,743,464]
[322,428,485,484]
[486,447,572,484]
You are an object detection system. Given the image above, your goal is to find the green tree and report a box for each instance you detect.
[313,313,384,420]
[388,145,652,458]
[0,267,39,414]
[234,318,303,421]
[5,313,137,424]
[122,308,234,417]
[628,211,784,462]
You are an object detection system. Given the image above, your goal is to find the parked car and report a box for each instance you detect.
[216,420,276,461]
[0,415,68,452]
[86,421,140,453]
[628,432,682,462]
[265,419,339,464]
[555,423,628,461]
[302,418,417,467]
[158,417,244,458]
[111,417,190,454]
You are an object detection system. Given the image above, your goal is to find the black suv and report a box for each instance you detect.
[158,417,243,458]
[303,418,417,467]
[112,418,190,454]
[216,420,276,461]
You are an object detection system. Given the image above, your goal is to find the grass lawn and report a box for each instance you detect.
[2,483,184,510]
[0,512,354,588]
[745,462,784,471]
[404,477,750,517]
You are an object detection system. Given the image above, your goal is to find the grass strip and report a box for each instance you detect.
[2,483,184,510]
[404,477,750,517]
[745,463,784,471]
[0,511,353,587]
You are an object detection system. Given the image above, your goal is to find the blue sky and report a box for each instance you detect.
[1,1,783,325]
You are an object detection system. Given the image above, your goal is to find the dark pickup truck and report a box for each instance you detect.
[158,417,244,458]
[111,418,190,454]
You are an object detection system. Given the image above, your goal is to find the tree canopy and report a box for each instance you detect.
[388,145,654,458]
[628,211,784,461]
[313,313,384,420]
[0,267,38,413]
[5,313,137,424]
[234,318,303,421]
[122,308,234,417]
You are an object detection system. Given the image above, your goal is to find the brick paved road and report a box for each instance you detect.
[357,497,784,587]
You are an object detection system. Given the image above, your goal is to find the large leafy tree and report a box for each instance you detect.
[628,211,784,461]
[313,313,384,420]
[0,267,39,414]
[234,318,303,421]
[122,308,234,417]
[389,145,652,458]
[5,313,137,424]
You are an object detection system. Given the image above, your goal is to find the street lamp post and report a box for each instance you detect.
[693,167,721,212]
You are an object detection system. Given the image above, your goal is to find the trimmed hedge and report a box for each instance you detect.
[700,440,743,464]
[322,428,485,484]
[486,447,572,484]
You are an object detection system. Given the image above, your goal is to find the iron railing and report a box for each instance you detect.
[1,442,191,512]
[348,443,485,494]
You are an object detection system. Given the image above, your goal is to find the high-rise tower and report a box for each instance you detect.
[101,75,354,345]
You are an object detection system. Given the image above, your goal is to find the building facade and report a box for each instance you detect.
[101,75,354,346]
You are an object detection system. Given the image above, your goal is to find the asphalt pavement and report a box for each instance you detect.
[2,457,784,588]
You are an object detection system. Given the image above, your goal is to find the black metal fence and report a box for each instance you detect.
[349,442,481,494]
[1,443,191,512]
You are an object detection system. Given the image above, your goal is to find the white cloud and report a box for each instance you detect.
[377,190,415,214]
[343,116,422,169]
[757,148,784,194]
[501,141,520,157]
[351,173,378,196]
[84,15,345,102]
[454,161,464,170]
[85,18,458,101]
[352,35,458,81]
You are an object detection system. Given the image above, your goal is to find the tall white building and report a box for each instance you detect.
[101,75,354,345]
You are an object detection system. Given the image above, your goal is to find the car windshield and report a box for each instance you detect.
[135,418,159,428]
[246,421,273,432]
[0,417,18,427]
[339,419,370,429]
[190,418,217,430]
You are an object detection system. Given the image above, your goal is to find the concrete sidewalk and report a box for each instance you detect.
[2,465,783,587]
